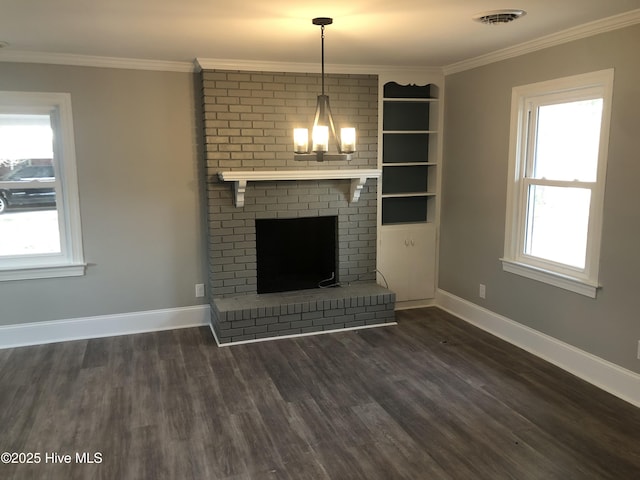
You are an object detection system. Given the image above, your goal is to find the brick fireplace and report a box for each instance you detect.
[201,68,395,344]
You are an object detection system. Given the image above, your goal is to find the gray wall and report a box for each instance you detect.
[0,62,207,325]
[440,24,640,373]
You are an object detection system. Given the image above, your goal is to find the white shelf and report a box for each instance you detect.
[383,130,436,134]
[218,169,382,207]
[382,192,436,198]
[382,162,437,167]
[383,98,438,102]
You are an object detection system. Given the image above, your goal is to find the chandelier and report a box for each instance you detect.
[293,17,355,161]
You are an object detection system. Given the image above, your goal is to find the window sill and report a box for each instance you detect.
[0,263,86,282]
[500,258,598,298]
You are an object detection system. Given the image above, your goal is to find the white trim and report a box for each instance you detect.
[195,57,442,76]
[218,169,382,207]
[0,91,86,280]
[502,69,613,298]
[395,298,436,310]
[0,51,443,76]
[197,58,366,74]
[0,263,86,281]
[444,9,640,75]
[501,259,598,298]
[0,305,210,349]
[218,169,382,182]
[211,321,398,347]
[436,289,640,408]
[0,50,195,72]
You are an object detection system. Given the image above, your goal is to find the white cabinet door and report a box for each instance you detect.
[378,224,436,302]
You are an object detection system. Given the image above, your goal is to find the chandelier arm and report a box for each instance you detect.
[324,99,342,153]
[312,96,323,130]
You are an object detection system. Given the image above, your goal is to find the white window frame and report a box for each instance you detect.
[0,91,85,281]
[502,69,614,298]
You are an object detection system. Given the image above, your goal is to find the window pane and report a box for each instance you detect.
[0,114,60,256]
[533,99,603,182]
[0,114,53,163]
[525,185,591,269]
[0,210,60,256]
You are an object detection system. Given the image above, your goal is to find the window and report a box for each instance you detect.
[0,92,85,280]
[502,70,613,297]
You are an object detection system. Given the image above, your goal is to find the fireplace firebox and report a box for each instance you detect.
[256,216,338,294]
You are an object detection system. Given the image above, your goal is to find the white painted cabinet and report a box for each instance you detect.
[378,224,436,302]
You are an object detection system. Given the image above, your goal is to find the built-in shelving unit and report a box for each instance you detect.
[377,76,443,305]
[381,82,438,225]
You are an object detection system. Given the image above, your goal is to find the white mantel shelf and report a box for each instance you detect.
[218,169,382,207]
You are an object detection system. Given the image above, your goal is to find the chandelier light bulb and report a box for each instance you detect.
[340,128,356,154]
[294,128,309,153]
[312,125,329,152]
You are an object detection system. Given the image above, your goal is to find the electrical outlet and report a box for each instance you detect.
[195,283,205,298]
[479,284,486,299]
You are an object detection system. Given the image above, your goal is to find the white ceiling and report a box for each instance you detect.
[1,0,639,69]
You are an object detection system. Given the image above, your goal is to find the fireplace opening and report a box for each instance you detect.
[256,216,338,294]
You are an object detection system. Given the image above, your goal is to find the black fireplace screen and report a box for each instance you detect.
[256,216,338,294]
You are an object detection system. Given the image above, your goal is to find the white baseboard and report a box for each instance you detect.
[436,289,640,408]
[0,304,211,349]
[395,298,436,310]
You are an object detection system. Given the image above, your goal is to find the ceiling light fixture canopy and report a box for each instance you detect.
[294,17,355,162]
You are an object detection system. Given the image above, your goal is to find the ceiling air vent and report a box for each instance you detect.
[473,9,526,25]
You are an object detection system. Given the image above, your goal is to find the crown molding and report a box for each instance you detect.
[0,50,195,72]
[444,8,640,75]
[0,48,443,76]
[194,57,443,77]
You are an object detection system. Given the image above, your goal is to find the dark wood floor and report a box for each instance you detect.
[1,307,639,479]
